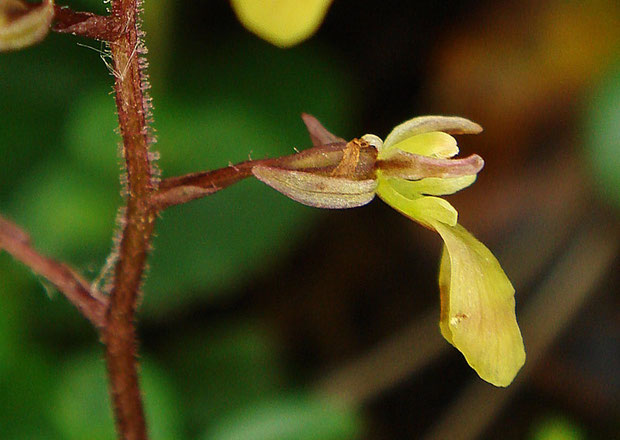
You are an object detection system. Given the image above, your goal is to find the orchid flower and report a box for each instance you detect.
[253,114,526,386]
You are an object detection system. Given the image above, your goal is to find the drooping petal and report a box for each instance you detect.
[384,132,459,158]
[376,178,458,228]
[387,174,477,197]
[230,0,333,48]
[383,116,483,149]
[432,221,525,387]
[252,165,376,209]
[0,0,54,52]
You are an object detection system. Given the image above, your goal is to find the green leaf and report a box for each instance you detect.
[529,414,585,440]
[7,161,120,263]
[162,321,283,435]
[584,59,620,209]
[0,39,95,202]
[0,344,56,439]
[51,351,181,440]
[0,264,21,371]
[205,393,361,440]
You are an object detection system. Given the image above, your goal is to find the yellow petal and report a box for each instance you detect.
[382,132,458,158]
[376,177,458,228]
[383,116,482,149]
[0,0,54,52]
[433,221,525,387]
[387,174,477,197]
[230,0,333,48]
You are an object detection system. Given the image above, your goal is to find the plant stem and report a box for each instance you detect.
[150,141,354,211]
[104,0,154,439]
[52,5,121,41]
[0,216,108,328]
[151,161,262,210]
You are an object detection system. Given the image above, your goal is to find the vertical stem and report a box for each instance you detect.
[105,1,154,439]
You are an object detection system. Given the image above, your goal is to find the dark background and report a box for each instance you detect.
[1,1,618,439]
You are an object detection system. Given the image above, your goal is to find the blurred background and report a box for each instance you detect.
[0,0,618,439]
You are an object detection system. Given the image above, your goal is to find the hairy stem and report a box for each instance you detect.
[151,141,354,211]
[104,1,154,439]
[151,160,263,210]
[0,216,108,328]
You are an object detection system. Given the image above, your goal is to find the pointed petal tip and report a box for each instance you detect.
[465,121,483,135]
[468,154,485,174]
[300,113,344,146]
[441,117,483,135]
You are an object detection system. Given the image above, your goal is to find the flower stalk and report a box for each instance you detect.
[103,0,156,438]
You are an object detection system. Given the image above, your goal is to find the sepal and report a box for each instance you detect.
[252,165,377,209]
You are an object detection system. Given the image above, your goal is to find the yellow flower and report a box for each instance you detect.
[365,116,525,387]
[230,0,333,48]
[0,0,54,52]
[253,114,526,386]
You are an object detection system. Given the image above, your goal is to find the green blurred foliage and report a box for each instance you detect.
[0,278,57,439]
[0,1,362,437]
[160,321,284,436]
[584,59,620,210]
[529,414,585,440]
[206,394,361,440]
[51,351,182,440]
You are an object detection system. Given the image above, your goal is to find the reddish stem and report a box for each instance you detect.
[0,216,107,328]
[151,160,263,210]
[151,142,354,211]
[52,5,122,41]
[104,1,154,439]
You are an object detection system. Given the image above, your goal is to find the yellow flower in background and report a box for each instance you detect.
[230,0,333,48]
[0,0,54,52]
[365,116,526,387]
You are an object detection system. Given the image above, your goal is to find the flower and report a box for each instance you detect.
[368,116,525,386]
[0,0,54,52]
[230,0,333,48]
[253,114,526,386]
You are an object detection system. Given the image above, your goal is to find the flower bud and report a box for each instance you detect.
[0,0,54,51]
